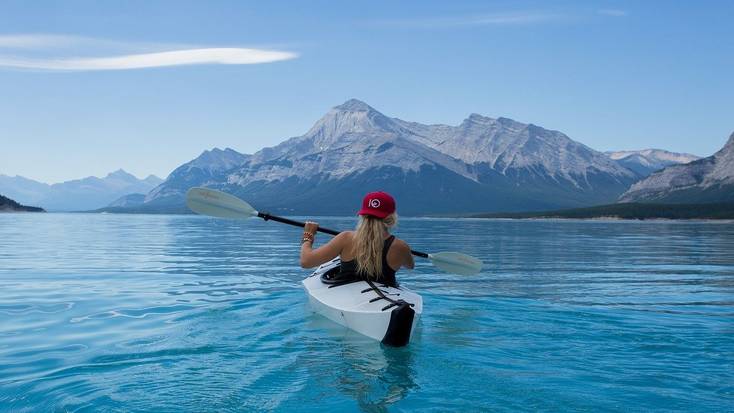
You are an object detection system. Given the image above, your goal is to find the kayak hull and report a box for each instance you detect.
[302,258,423,346]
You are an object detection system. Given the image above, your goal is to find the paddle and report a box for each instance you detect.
[186,187,483,275]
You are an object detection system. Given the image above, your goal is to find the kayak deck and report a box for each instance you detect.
[302,258,423,345]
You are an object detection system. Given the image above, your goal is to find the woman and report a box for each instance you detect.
[299,191,414,287]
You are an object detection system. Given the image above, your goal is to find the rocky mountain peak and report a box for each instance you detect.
[607,149,699,164]
[460,113,498,129]
[458,115,526,133]
[143,175,164,185]
[304,100,407,147]
[106,169,136,180]
[466,113,492,122]
[334,98,376,112]
[197,147,237,158]
[183,148,250,173]
[619,130,734,203]
[498,117,528,128]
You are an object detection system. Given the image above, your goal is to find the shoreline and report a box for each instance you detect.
[6,211,734,224]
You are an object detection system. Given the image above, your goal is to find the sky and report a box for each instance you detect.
[1,0,732,183]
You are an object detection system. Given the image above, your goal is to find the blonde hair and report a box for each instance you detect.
[353,213,398,278]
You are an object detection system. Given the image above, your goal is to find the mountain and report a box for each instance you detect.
[0,194,45,212]
[0,170,163,211]
[620,132,734,203]
[106,193,146,208]
[0,175,50,206]
[605,149,699,176]
[143,148,250,211]
[143,175,164,186]
[141,99,638,215]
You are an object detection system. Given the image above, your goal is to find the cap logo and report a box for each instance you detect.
[369,199,381,208]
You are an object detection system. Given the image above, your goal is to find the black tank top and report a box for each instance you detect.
[339,235,398,287]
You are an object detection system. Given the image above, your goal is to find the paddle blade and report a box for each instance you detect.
[186,187,258,219]
[428,252,482,275]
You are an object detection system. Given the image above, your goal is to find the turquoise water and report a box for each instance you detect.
[1,214,733,412]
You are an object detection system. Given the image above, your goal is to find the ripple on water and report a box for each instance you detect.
[0,214,733,412]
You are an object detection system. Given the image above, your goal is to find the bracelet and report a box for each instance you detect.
[301,232,315,244]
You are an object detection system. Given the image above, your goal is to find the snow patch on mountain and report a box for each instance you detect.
[606,149,699,177]
[607,149,699,164]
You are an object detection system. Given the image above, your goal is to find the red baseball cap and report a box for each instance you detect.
[357,191,396,219]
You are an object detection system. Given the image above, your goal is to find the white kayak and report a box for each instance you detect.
[302,257,423,346]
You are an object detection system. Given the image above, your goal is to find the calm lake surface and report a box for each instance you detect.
[1,214,733,412]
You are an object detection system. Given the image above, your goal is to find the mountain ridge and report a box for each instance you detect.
[140,99,640,215]
[605,149,699,176]
[0,170,163,211]
[619,132,734,203]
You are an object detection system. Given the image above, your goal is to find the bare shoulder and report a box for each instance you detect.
[392,237,414,268]
[333,230,353,244]
[392,237,411,253]
[337,230,354,240]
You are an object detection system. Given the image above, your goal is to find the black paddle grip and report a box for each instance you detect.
[257,212,340,236]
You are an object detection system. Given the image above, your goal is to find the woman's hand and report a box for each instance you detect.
[301,221,319,246]
[304,221,319,235]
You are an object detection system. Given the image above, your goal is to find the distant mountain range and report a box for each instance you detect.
[7,100,721,216]
[129,99,649,215]
[605,149,699,176]
[0,170,163,211]
[620,132,734,203]
[0,194,45,212]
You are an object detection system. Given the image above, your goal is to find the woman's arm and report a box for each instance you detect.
[299,222,349,268]
[393,239,415,270]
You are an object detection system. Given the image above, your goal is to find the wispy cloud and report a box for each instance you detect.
[373,11,565,28]
[0,34,298,71]
[598,9,627,17]
[0,48,297,71]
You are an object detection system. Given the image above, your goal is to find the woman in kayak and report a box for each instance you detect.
[299,191,414,287]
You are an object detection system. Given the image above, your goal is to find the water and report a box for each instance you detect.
[1,214,733,412]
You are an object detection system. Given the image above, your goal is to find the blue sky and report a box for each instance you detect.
[1,0,732,183]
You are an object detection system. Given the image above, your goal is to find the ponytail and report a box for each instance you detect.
[353,213,397,278]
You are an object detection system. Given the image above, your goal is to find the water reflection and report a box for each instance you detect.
[305,317,418,412]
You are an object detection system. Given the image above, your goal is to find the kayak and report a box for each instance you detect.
[302,257,423,346]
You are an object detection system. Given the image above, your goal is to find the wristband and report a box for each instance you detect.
[301,232,315,244]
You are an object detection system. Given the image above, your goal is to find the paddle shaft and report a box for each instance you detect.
[257,211,430,258]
